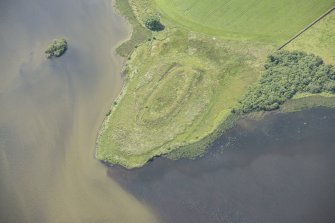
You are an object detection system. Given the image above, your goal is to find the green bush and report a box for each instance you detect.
[45,38,67,58]
[144,15,164,31]
[239,51,335,113]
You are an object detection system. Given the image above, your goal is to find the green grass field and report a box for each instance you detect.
[96,0,335,168]
[287,11,335,65]
[155,0,335,42]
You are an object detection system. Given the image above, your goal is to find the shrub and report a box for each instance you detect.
[45,38,67,58]
[144,15,164,31]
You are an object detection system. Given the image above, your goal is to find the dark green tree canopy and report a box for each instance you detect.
[144,15,164,31]
[240,51,335,113]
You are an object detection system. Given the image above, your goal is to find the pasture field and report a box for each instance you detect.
[155,0,335,42]
[96,0,335,168]
[287,11,335,65]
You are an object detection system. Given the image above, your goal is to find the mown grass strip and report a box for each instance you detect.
[155,0,335,42]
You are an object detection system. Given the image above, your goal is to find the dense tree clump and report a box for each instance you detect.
[240,51,335,113]
[144,15,164,31]
[45,38,68,58]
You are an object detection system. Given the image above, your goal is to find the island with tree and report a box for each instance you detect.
[45,38,67,58]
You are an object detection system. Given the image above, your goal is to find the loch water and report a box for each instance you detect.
[109,108,335,223]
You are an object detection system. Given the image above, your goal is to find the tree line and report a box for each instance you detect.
[239,50,335,113]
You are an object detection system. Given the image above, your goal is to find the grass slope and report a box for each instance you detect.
[155,0,335,42]
[96,0,335,168]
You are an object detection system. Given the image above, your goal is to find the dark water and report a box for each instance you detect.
[109,108,335,223]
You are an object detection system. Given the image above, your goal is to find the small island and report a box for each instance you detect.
[45,38,67,58]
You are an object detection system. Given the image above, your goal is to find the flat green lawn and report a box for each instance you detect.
[287,11,335,65]
[155,0,335,42]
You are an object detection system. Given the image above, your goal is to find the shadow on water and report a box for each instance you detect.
[109,108,335,223]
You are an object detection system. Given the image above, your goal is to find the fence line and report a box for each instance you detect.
[278,6,335,50]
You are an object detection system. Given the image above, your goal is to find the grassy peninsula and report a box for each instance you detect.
[96,0,335,168]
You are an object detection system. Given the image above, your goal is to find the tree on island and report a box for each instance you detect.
[45,38,68,58]
[144,15,164,31]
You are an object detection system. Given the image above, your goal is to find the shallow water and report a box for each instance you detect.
[109,108,335,223]
[0,0,157,222]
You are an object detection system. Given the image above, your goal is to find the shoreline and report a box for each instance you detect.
[94,0,136,162]
[102,97,335,169]
[99,92,335,169]
[164,95,335,162]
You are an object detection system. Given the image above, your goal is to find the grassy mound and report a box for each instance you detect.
[96,28,271,168]
[155,0,335,41]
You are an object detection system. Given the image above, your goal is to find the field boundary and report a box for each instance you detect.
[279,6,335,50]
